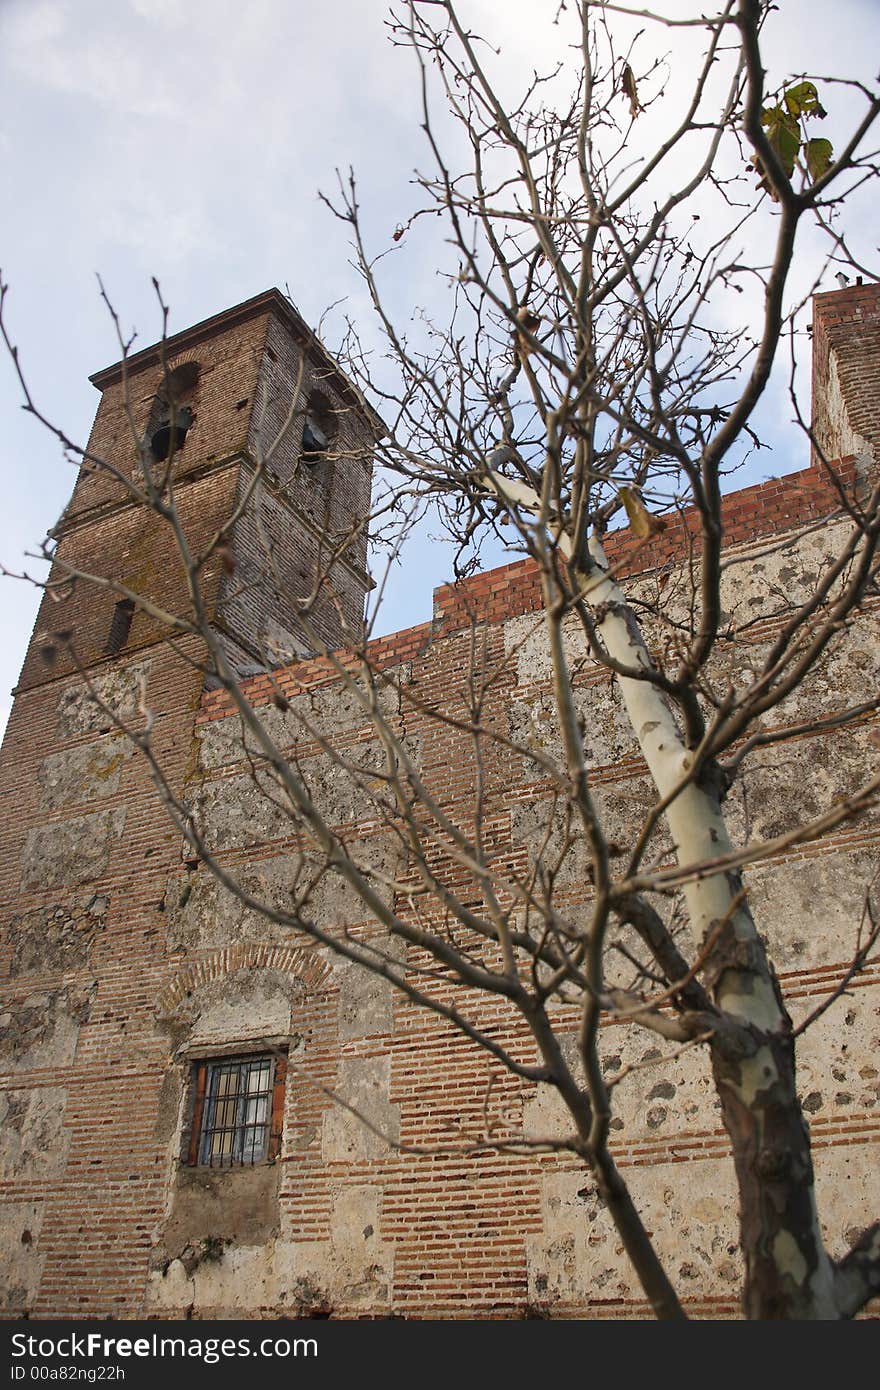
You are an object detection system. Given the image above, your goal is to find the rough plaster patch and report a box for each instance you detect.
[0,986,94,1072]
[192,747,387,853]
[508,684,639,778]
[509,800,591,890]
[324,1184,392,1307]
[524,1022,723,1146]
[148,1184,391,1315]
[796,986,880,1117]
[718,520,853,622]
[0,1087,69,1181]
[746,849,880,969]
[161,1163,281,1265]
[715,622,880,730]
[20,808,126,891]
[814,1144,880,1261]
[502,526,876,743]
[7,893,108,976]
[0,1202,45,1313]
[819,351,865,460]
[270,1188,393,1313]
[173,970,300,1051]
[526,1160,741,1309]
[158,948,329,1021]
[504,612,588,686]
[190,770,294,853]
[163,839,398,953]
[510,782,671,890]
[522,1033,583,1141]
[323,1055,399,1163]
[56,660,150,739]
[37,734,132,811]
[198,673,405,770]
[725,725,879,847]
[335,934,404,1041]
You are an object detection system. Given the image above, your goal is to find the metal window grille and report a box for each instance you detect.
[193,1056,272,1167]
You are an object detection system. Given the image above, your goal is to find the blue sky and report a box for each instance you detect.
[1,0,877,734]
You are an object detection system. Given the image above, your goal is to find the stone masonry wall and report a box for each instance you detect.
[1,286,878,1320]
[154,464,876,1319]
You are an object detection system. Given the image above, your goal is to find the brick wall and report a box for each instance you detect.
[812,282,880,465]
[1,284,878,1320]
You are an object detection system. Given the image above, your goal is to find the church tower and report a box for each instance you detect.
[0,291,379,1314]
[17,287,379,695]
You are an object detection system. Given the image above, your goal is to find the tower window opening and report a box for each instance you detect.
[105,599,135,655]
[150,405,193,461]
[301,390,337,466]
[147,360,200,463]
[301,416,329,463]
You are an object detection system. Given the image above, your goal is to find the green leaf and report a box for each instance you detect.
[783,81,827,120]
[805,137,833,181]
[763,108,801,178]
[760,103,785,129]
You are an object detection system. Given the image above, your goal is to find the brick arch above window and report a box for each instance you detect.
[156,942,332,1019]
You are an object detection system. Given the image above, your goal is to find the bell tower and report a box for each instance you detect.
[0,291,379,1316]
[17,287,379,696]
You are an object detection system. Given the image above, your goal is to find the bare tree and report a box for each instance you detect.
[4,0,880,1320]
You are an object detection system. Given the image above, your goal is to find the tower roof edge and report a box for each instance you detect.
[88,287,386,438]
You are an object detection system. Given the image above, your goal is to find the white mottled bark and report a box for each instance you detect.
[579,534,781,1027]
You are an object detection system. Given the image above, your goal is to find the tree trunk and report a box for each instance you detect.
[709,991,839,1317]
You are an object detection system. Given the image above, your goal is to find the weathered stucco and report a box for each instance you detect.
[20,809,126,891]
[0,987,94,1073]
[7,893,108,976]
[148,1182,392,1316]
[37,734,132,811]
[161,967,306,1052]
[162,838,397,953]
[0,1087,69,1181]
[161,1163,282,1268]
[55,660,151,739]
[197,671,406,771]
[526,1162,742,1311]
[0,1202,46,1313]
[323,1055,400,1163]
[334,936,402,1041]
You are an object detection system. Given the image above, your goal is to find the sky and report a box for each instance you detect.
[1,0,877,735]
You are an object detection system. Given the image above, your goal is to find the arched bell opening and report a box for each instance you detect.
[150,405,193,461]
[145,359,200,464]
[301,389,338,466]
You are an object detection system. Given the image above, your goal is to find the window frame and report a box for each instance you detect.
[186,1050,287,1168]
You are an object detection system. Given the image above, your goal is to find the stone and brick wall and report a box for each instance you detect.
[179,484,879,1318]
[0,284,877,1319]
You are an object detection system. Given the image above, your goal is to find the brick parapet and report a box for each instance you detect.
[197,455,859,724]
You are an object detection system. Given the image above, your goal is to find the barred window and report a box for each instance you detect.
[187,1053,286,1167]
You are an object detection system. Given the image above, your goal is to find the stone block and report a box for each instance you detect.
[20,808,126,890]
